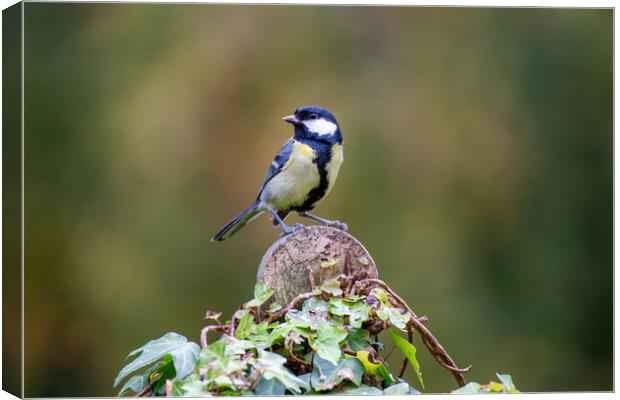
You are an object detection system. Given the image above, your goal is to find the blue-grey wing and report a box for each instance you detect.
[257,138,294,196]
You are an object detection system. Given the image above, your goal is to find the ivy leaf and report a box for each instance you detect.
[388,309,411,331]
[339,384,384,395]
[245,321,275,350]
[452,382,482,394]
[369,288,411,331]
[204,310,222,321]
[181,380,207,396]
[254,376,286,396]
[117,375,145,396]
[167,379,185,396]
[329,298,370,328]
[199,338,225,364]
[487,381,505,392]
[310,355,364,391]
[244,281,274,308]
[114,332,195,387]
[354,350,394,386]
[383,382,412,395]
[320,279,343,296]
[302,298,329,313]
[146,354,177,395]
[497,373,519,393]
[321,258,339,269]
[252,350,310,394]
[388,328,424,389]
[267,302,283,313]
[169,341,200,380]
[296,372,315,394]
[346,328,370,352]
[234,310,255,339]
[313,323,348,365]
[286,299,330,332]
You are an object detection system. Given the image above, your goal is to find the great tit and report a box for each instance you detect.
[211,105,347,242]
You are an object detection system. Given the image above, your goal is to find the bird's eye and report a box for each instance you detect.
[309,113,318,120]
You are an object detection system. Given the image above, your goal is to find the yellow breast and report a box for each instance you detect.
[325,144,344,197]
[260,141,320,210]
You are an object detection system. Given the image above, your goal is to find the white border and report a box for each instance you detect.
[0,1,615,399]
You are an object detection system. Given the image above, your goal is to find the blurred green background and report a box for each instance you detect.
[18,3,611,396]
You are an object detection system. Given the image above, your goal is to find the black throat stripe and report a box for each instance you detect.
[295,139,333,212]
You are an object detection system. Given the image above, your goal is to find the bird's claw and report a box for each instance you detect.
[279,223,305,237]
[327,220,348,231]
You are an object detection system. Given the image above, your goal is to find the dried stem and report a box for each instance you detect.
[398,323,414,378]
[199,275,471,389]
[353,278,471,387]
[136,385,152,397]
[200,325,230,348]
[266,292,317,323]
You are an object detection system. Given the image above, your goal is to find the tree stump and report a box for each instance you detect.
[257,225,379,306]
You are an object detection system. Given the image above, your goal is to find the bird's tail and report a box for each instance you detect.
[211,200,264,242]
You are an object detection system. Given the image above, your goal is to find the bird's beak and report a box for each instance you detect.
[282,115,299,124]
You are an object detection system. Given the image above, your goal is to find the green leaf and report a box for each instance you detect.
[167,379,185,396]
[297,373,313,392]
[376,363,395,386]
[320,279,343,296]
[302,298,329,313]
[170,341,200,380]
[353,351,394,386]
[370,288,411,331]
[497,373,519,393]
[245,321,274,350]
[147,354,177,395]
[117,375,145,396]
[346,328,370,352]
[452,382,482,394]
[199,338,226,363]
[267,302,283,313]
[339,384,383,395]
[329,298,370,328]
[310,355,364,391]
[254,376,286,396]
[321,258,339,269]
[285,299,331,333]
[313,323,348,365]
[388,308,411,331]
[181,380,207,396]
[251,350,310,394]
[487,381,504,392]
[234,310,255,339]
[388,328,424,389]
[244,281,274,308]
[114,332,191,387]
[383,382,411,395]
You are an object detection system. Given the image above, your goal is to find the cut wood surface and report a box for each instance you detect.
[257,225,379,305]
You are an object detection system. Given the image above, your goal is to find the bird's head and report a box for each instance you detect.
[282,105,342,144]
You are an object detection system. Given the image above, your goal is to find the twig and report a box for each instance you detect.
[353,278,470,387]
[199,276,470,388]
[266,292,318,322]
[230,313,237,337]
[200,325,229,348]
[383,344,396,363]
[398,324,414,378]
[136,385,152,397]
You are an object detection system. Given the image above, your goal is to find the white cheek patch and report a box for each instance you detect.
[303,118,337,136]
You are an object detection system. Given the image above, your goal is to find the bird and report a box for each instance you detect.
[211,105,347,242]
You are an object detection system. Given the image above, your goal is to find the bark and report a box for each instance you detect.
[257,225,379,305]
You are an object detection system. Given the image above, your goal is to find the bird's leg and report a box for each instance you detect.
[270,210,304,237]
[299,212,348,231]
